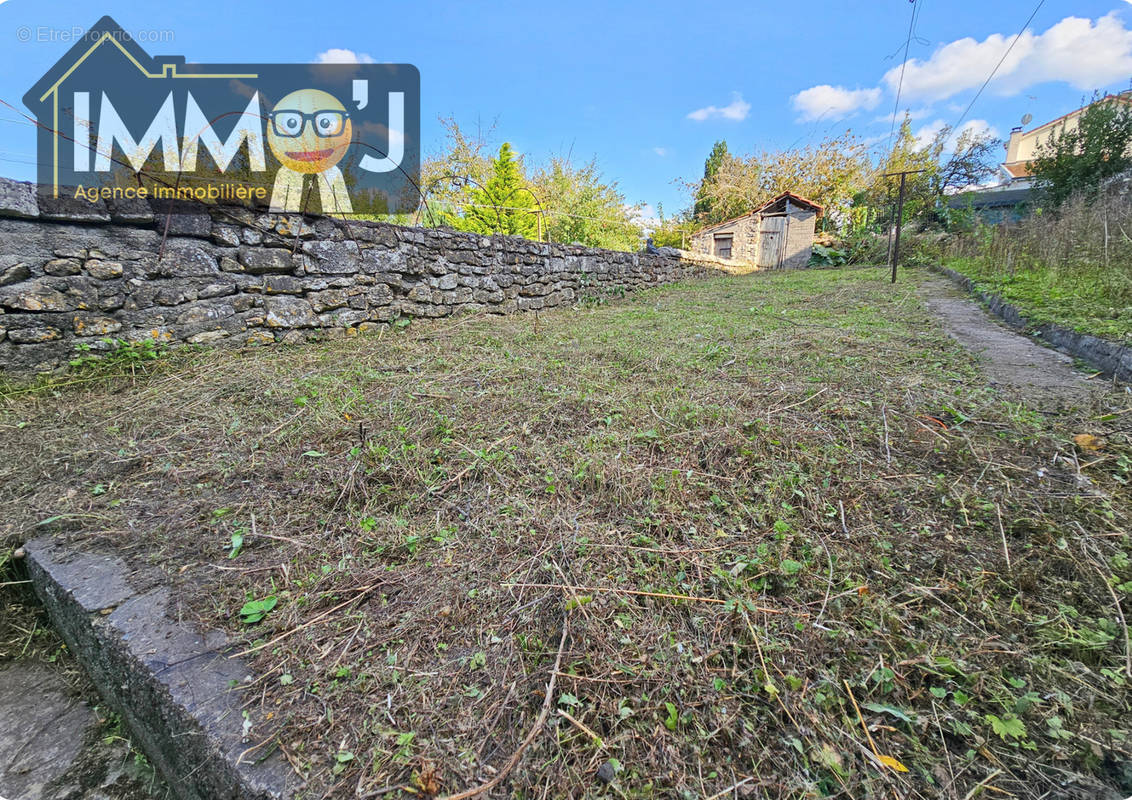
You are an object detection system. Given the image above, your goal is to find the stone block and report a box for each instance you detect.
[302,240,360,274]
[155,213,212,238]
[309,289,348,313]
[263,296,318,328]
[238,246,294,274]
[0,177,39,219]
[8,326,62,343]
[44,258,82,276]
[156,242,218,277]
[0,260,31,287]
[1,281,72,312]
[73,315,123,336]
[84,260,124,280]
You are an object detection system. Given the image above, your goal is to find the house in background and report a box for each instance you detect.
[689,192,822,269]
[999,90,1132,187]
[943,91,1132,222]
[945,185,1032,224]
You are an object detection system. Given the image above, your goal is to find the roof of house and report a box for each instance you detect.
[692,210,757,236]
[1016,90,1132,141]
[946,186,1032,210]
[691,191,824,236]
[756,191,824,215]
[1002,162,1032,178]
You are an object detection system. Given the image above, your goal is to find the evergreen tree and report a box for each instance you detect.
[693,140,729,221]
[464,142,538,237]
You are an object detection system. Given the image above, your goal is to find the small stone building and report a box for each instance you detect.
[689,192,822,270]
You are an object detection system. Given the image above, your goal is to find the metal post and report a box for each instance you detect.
[891,172,906,284]
[883,168,927,284]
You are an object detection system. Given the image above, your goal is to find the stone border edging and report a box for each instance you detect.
[929,264,1132,383]
[24,538,295,800]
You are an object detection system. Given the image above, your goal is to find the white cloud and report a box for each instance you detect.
[791,85,882,121]
[316,48,376,64]
[882,13,1132,103]
[956,118,999,139]
[913,118,999,151]
[652,146,669,157]
[687,93,751,122]
[627,203,660,234]
[872,107,933,125]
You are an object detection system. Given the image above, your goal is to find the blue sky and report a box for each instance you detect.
[1,0,1131,218]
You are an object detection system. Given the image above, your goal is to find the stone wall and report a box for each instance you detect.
[0,178,716,373]
[689,214,760,264]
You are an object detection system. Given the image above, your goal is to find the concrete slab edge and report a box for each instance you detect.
[23,537,296,800]
[929,264,1132,383]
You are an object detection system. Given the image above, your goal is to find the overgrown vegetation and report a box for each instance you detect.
[418,117,643,250]
[2,269,1129,799]
[1032,92,1132,208]
[659,117,1000,242]
[941,176,1132,338]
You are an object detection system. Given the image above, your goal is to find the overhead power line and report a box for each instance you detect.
[951,0,1045,133]
[887,0,922,154]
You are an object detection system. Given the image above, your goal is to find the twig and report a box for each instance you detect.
[704,776,755,800]
[502,582,782,613]
[931,702,956,797]
[1085,553,1132,680]
[844,680,882,760]
[961,768,1003,800]
[881,403,892,465]
[233,584,381,657]
[769,387,828,416]
[813,528,835,625]
[995,506,1011,571]
[556,708,604,747]
[440,614,570,800]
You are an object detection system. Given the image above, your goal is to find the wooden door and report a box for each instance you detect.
[758,216,786,268]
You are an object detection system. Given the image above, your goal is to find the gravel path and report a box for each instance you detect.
[917,275,1109,405]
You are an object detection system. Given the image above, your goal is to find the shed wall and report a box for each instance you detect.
[780,209,817,270]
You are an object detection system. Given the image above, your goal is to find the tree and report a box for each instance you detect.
[691,132,872,228]
[932,125,1000,197]
[1031,92,1132,207]
[530,157,641,250]
[863,118,939,225]
[463,142,538,237]
[862,117,1000,228]
[648,203,698,248]
[419,115,497,227]
[693,140,730,221]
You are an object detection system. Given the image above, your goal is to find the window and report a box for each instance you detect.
[714,234,733,259]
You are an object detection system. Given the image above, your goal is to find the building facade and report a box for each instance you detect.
[1000,90,1132,185]
[689,192,821,270]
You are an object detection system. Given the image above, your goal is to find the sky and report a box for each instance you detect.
[1,0,1131,220]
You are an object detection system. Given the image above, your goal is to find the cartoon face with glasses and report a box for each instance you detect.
[266,88,354,213]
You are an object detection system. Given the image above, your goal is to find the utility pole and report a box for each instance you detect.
[884,168,927,283]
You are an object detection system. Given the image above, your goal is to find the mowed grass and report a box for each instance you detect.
[2,266,1131,800]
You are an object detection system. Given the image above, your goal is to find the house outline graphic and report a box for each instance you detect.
[24,15,258,197]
